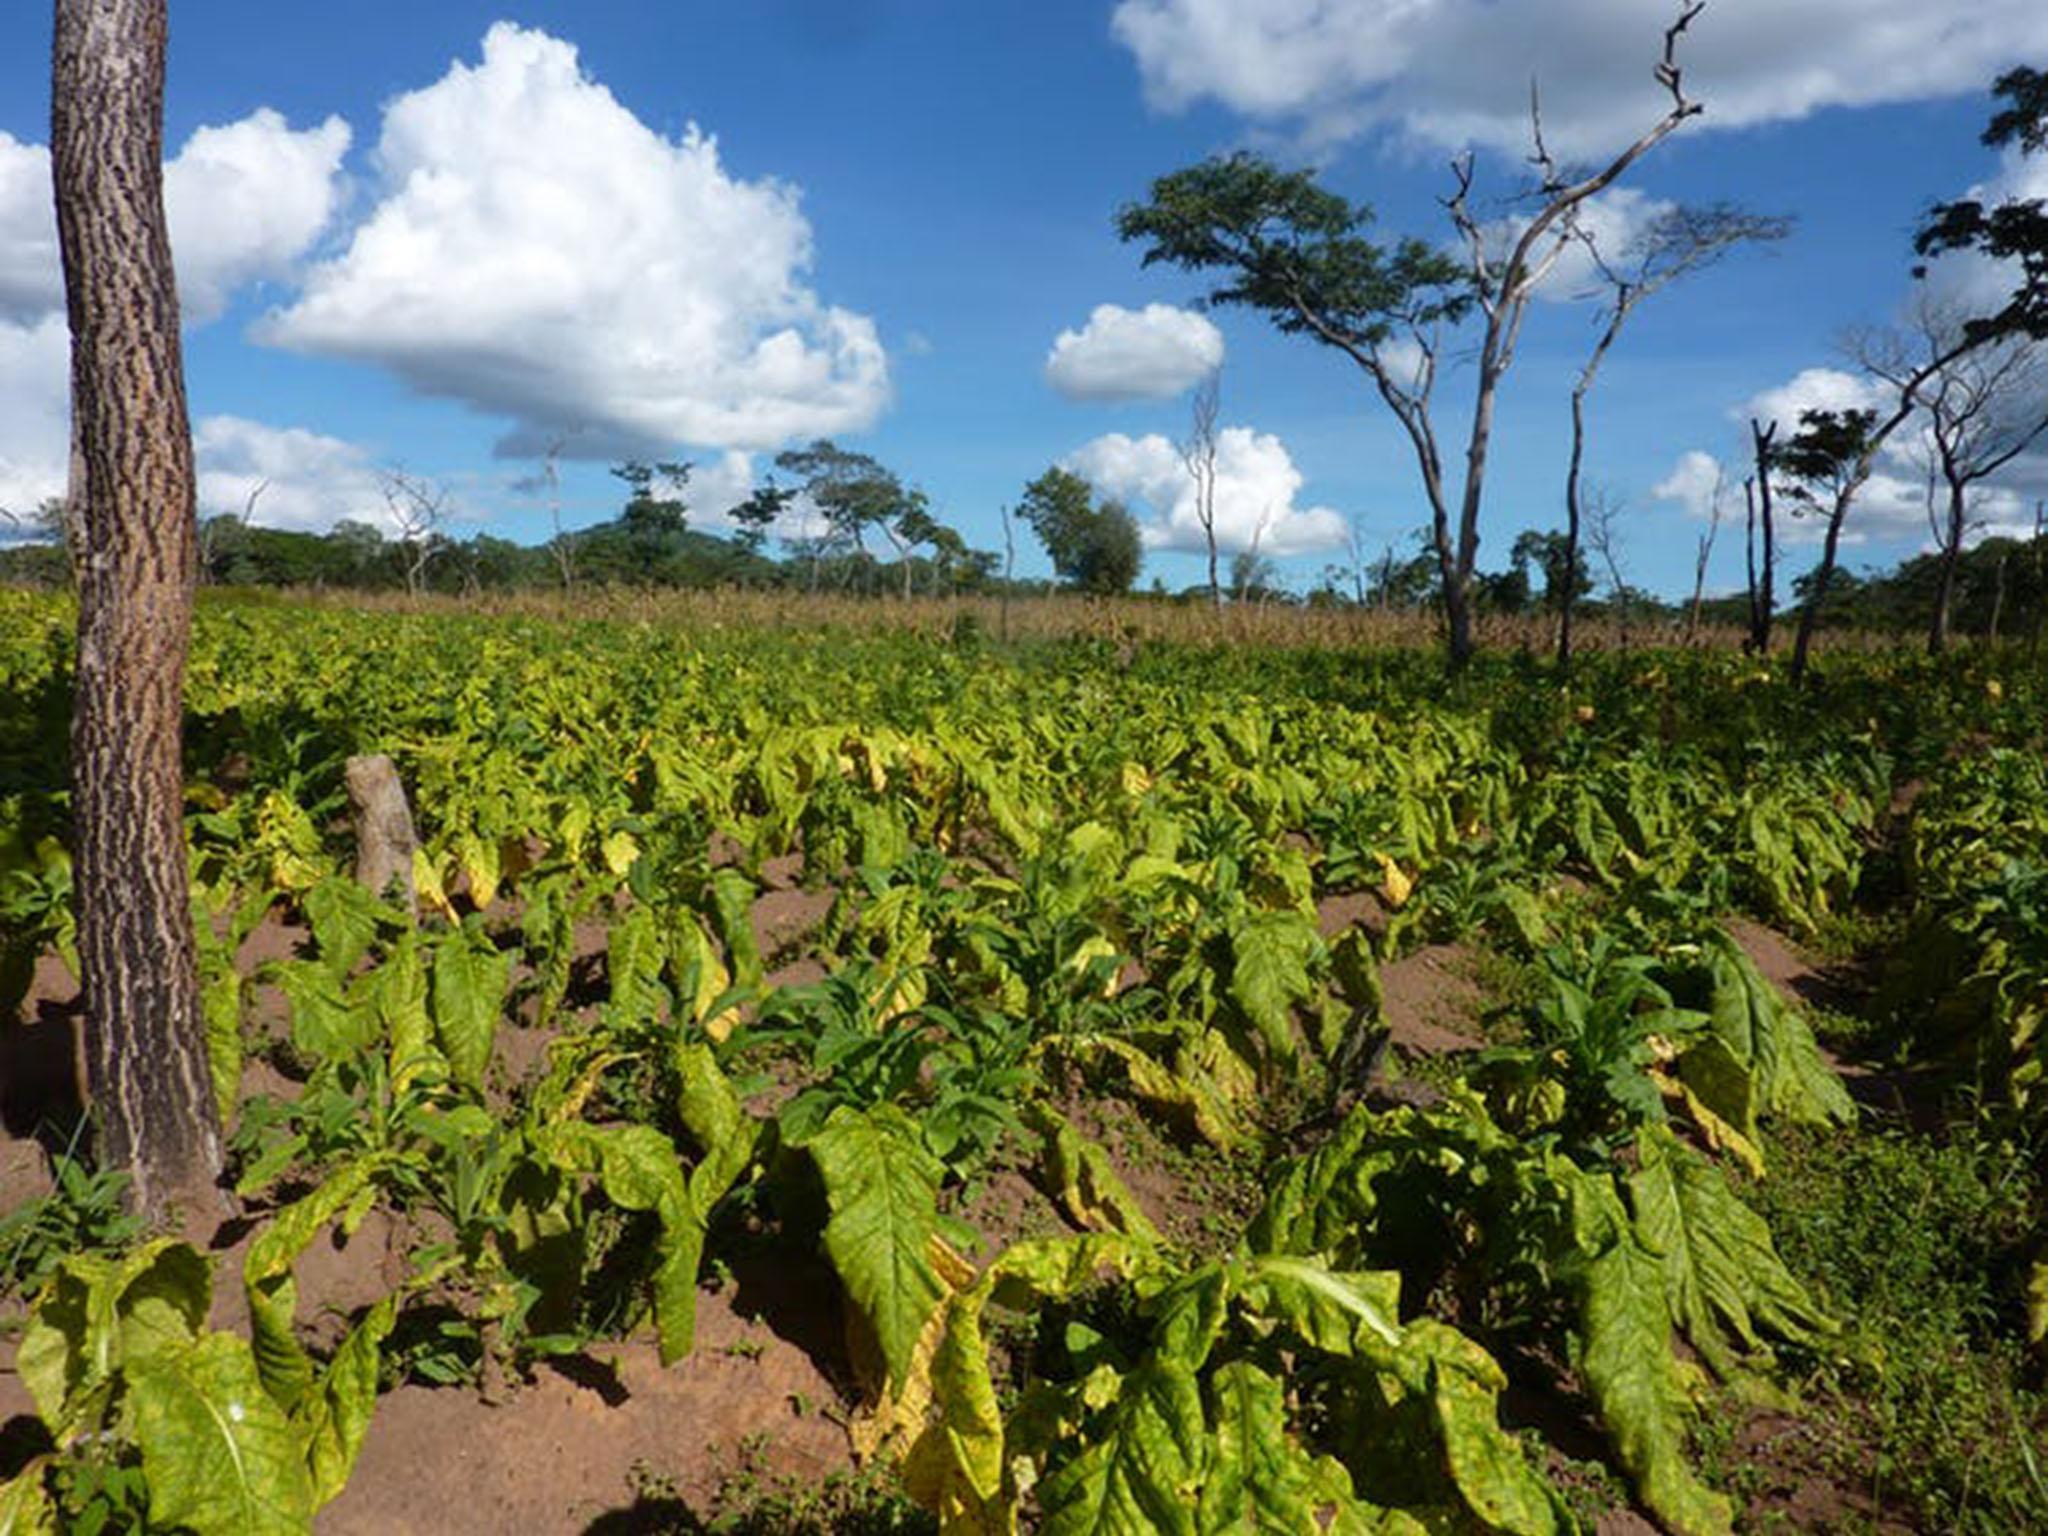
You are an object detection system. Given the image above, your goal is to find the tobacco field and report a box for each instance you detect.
[2,591,2046,1534]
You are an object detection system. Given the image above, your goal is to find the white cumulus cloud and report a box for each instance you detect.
[1651,449,1728,524]
[1045,303,1223,401]
[166,109,352,324]
[1113,0,2048,158]
[0,315,70,518]
[259,22,889,459]
[0,109,350,511]
[1066,426,1348,557]
[192,416,396,534]
[1742,367,1885,429]
[0,134,61,325]
[1,113,348,330]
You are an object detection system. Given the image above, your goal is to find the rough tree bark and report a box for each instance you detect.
[345,754,419,919]
[53,0,225,1220]
[1745,421,1777,653]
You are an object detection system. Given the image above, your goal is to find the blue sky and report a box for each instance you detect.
[3,1,2046,596]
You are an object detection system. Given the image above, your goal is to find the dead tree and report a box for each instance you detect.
[1864,303,2048,653]
[541,436,575,596]
[380,467,451,597]
[345,754,419,919]
[54,0,224,1220]
[1559,202,1788,669]
[1584,485,1632,649]
[1436,1,1706,668]
[1178,370,1224,608]
[1744,420,1779,653]
[1685,463,1729,645]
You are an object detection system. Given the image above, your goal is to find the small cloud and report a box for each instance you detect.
[1045,302,1223,402]
[1652,449,1729,523]
[194,416,395,532]
[1065,425,1347,556]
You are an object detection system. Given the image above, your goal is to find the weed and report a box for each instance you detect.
[1752,1123,2047,1533]
[621,1452,933,1535]
[0,1136,141,1306]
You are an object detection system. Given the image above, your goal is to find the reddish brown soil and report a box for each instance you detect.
[749,887,834,966]
[1377,944,1488,1054]
[319,1288,848,1534]
[1316,890,1389,942]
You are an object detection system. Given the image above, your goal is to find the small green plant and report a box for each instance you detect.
[0,1139,141,1306]
[1751,1123,2048,1534]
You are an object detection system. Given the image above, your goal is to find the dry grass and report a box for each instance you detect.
[235,585,1797,656]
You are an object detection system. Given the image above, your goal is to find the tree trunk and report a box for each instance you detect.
[1928,480,1967,656]
[53,0,225,1221]
[1442,566,1476,671]
[1747,422,1777,654]
[1989,553,2008,644]
[1789,494,1851,684]
[1559,384,1586,673]
[1450,362,1504,673]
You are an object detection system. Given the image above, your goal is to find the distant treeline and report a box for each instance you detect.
[3,493,2043,645]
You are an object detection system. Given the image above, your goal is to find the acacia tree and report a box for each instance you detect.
[1120,4,1707,669]
[773,439,914,592]
[1778,407,1880,679]
[1558,203,1788,668]
[53,0,224,1220]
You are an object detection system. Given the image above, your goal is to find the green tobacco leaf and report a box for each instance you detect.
[906,1235,1161,1532]
[1039,1360,1206,1536]
[674,1041,759,1207]
[1229,911,1318,1061]
[708,868,763,991]
[1628,1126,1835,1374]
[1674,1035,1763,1169]
[274,960,376,1063]
[16,1240,210,1433]
[1197,1358,1380,1534]
[1431,1363,1560,1536]
[1089,1035,1245,1151]
[375,930,440,1088]
[808,1105,948,1396]
[1574,1213,1732,1536]
[244,1159,384,1412]
[902,1287,1010,1531]
[201,959,243,1128]
[304,878,383,977]
[297,1296,397,1508]
[540,1123,701,1364]
[1028,1103,1163,1244]
[131,1331,316,1536]
[1234,1257,1402,1357]
[607,905,669,1021]
[0,1467,54,1536]
[432,922,511,1090]
[1702,938,1853,1128]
